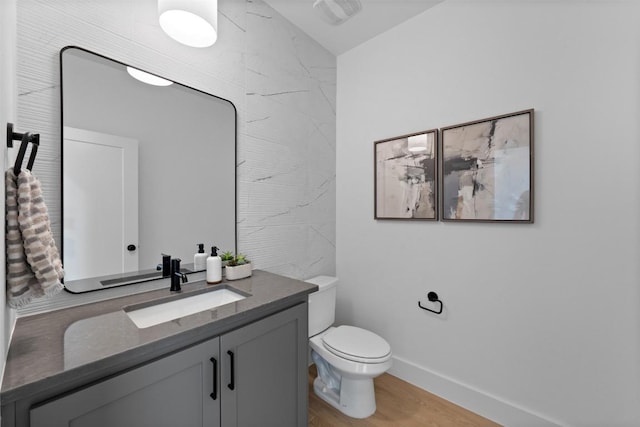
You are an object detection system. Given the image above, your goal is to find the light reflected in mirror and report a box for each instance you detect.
[61,46,236,293]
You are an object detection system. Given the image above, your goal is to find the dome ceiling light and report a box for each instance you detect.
[158,0,218,48]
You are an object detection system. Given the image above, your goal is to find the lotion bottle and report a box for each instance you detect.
[194,243,207,271]
[206,246,222,284]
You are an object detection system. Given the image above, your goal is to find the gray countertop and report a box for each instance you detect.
[0,270,317,405]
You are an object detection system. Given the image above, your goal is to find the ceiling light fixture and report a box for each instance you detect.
[126,67,173,86]
[158,0,218,48]
[313,0,362,26]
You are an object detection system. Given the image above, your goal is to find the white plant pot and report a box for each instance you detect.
[225,263,252,280]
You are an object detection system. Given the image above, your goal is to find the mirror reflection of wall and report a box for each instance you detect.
[61,47,236,291]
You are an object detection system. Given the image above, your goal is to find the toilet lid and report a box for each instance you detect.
[322,325,391,363]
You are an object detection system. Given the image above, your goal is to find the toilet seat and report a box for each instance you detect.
[322,325,391,364]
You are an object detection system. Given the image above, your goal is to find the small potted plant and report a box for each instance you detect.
[220,250,234,267]
[225,253,252,280]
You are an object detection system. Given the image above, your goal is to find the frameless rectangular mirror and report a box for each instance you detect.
[61,46,236,293]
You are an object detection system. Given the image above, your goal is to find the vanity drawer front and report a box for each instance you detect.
[30,338,220,427]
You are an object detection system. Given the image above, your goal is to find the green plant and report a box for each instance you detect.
[227,253,249,267]
[220,251,234,261]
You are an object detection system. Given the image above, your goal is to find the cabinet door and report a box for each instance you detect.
[30,338,221,427]
[220,303,308,427]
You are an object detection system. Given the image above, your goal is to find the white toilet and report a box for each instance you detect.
[305,276,392,419]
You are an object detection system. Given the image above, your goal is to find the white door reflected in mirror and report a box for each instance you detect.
[63,127,139,281]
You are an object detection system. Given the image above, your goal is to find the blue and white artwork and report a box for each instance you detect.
[441,110,533,222]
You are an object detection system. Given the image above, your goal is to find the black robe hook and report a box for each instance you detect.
[7,123,40,172]
[13,131,39,173]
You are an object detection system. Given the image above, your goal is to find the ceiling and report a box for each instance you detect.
[262,0,444,56]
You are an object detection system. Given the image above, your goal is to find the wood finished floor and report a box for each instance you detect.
[308,365,501,427]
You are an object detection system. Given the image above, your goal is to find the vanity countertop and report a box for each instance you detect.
[0,270,317,405]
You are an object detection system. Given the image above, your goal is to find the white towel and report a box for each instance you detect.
[5,167,63,308]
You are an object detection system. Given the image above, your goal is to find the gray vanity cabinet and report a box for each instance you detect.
[28,303,308,427]
[220,303,307,426]
[30,337,221,427]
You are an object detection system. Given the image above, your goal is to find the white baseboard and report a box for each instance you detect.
[388,355,563,427]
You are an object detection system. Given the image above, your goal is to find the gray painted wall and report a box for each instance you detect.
[337,1,640,426]
[1,0,18,395]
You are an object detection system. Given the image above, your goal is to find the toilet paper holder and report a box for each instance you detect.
[418,291,443,314]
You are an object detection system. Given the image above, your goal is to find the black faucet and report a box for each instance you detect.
[156,253,172,278]
[170,258,188,292]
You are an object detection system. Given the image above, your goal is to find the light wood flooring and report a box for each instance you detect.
[308,365,501,427]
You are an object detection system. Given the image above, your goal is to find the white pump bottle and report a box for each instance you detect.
[206,246,222,284]
[194,243,207,271]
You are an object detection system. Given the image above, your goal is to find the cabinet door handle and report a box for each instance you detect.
[209,357,217,400]
[227,350,235,391]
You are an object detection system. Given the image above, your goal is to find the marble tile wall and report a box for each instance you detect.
[241,0,336,278]
[15,0,336,288]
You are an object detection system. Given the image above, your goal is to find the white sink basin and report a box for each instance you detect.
[125,288,247,328]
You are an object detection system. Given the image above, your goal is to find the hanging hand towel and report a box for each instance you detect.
[6,168,40,307]
[5,167,63,308]
[16,168,64,298]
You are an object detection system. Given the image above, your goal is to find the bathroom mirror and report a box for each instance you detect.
[61,46,236,293]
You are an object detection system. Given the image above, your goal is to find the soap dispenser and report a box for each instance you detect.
[206,246,222,284]
[194,243,207,271]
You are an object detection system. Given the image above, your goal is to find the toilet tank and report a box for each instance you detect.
[305,276,338,337]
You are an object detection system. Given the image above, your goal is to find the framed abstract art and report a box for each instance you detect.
[374,129,438,220]
[440,109,534,222]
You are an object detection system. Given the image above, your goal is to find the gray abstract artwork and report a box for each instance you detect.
[441,110,533,222]
[375,131,437,220]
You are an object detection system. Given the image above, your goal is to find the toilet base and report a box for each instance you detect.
[313,375,376,419]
